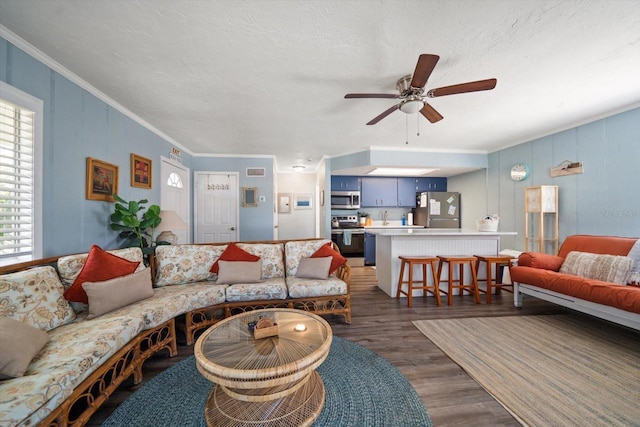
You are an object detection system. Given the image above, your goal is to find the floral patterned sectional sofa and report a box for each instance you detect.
[0,238,351,427]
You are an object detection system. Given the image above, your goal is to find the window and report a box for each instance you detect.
[167,172,183,188]
[0,82,43,264]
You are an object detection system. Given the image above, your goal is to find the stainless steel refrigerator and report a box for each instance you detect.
[412,192,461,228]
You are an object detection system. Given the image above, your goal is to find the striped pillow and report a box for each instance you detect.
[559,251,633,285]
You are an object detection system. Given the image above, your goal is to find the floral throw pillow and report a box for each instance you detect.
[0,266,76,331]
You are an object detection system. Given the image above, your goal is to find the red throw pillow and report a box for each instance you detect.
[311,243,347,274]
[63,245,140,303]
[518,252,564,271]
[210,243,260,273]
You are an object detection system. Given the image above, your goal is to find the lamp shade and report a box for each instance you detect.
[155,210,188,245]
[156,210,188,232]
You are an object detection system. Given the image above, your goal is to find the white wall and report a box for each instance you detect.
[277,172,317,240]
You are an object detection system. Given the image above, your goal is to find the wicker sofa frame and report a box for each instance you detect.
[0,238,351,427]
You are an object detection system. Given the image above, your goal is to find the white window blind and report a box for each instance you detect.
[0,98,34,259]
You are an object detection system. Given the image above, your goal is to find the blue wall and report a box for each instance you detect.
[1,36,280,255]
[1,37,193,256]
[191,157,275,242]
[488,107,640,250]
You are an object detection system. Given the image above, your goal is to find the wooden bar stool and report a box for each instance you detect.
[436,255,481,305]
[396,256,441,308]
[474,255,514,304]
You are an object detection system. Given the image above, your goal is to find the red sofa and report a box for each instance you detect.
[510,235,640,330]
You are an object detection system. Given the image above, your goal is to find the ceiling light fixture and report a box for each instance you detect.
[399,96,425,114]
[292,165,305,172]
[368,167,438,176]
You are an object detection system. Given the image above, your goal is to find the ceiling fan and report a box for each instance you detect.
[344,54,497,125]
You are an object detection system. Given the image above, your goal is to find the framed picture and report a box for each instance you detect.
[242,187,258,207]
[294,194,312,210]
[131,153,152,189]
[86,157,118,201]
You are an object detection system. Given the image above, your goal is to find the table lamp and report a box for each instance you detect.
[155,210,188,245]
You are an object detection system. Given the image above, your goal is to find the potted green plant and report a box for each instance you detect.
[110,195,161,254]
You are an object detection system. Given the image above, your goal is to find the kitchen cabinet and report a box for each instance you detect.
[364,232,376,266]
[416,177,447,192]
[331,176,360,191]
[361,177,398,207]
[397,177,418,207]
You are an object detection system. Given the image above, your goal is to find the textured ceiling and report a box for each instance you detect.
[1,0,639,175]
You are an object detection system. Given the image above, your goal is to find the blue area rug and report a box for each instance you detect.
[103,336,432,426]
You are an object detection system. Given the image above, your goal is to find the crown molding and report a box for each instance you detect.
[0,25,192,156]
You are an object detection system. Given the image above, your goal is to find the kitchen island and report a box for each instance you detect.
[369,228,517,298]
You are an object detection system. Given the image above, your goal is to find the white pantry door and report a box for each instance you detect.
[194,172,238,243]
[160,158,191,244]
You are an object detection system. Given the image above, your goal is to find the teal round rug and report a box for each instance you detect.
[103,336,432,426]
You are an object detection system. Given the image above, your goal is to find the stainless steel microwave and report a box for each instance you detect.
[331,191,361,210]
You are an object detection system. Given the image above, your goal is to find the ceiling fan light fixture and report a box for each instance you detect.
[399,98,425,114]
[292,165,306,172]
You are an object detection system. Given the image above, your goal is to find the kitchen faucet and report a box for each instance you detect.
[383,210,388,226]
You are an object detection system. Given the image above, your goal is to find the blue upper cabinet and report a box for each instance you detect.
[331,176,360,191]
[397,177,418,207]
[416,177,447,192]
[361,177,398,207]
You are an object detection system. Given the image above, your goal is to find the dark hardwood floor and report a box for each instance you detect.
[88,266,569,426]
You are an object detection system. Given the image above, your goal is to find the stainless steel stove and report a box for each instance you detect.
[332,215,363,230]
[331,215,364,257]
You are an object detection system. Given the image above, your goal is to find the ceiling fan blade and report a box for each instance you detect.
[427,78,497,98]
[366,104,400,125]
[345,93,399,99]
[420,103,443,123]
[410,54,440,89]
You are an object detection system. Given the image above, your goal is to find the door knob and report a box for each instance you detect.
[230,227,235,231]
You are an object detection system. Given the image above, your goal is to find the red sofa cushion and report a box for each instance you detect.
[510,266,640,314]
[557,235,637,258]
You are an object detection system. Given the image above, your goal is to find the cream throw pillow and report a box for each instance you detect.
[82,268,154,319]
[296,256,332,279]
[216,260,263,284]
[559,251,633,285]
[0,317,50,379]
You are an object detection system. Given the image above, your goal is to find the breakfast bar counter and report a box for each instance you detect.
[369,228,517,297]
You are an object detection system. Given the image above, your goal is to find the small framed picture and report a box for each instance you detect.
[294,194,312,210]
[86,157,118,202]
[131,154,152,189]
[242,187,258,207]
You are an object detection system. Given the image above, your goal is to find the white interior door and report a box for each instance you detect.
[160,157,190,243]
[195,172,238,243]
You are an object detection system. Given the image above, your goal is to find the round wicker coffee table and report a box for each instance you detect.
[194,308,332,427]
